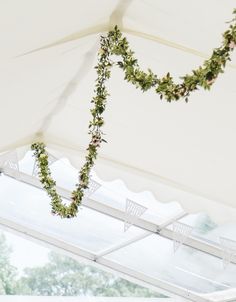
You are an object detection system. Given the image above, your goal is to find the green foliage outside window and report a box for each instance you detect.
[0,234,165,298]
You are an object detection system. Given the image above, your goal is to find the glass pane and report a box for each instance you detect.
[178,213,236,248]
[0,175,145,253]
[105,234,236,294]
[0,229,164,298]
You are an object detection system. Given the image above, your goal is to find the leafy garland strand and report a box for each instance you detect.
[32,9,236,218]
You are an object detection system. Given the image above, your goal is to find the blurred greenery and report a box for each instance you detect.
[0,234,17,294]
[0,233,165,297]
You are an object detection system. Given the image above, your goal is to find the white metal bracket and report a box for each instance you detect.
[83,178,101,200]
[124,199,147,232]
[219,236,236,269]
[172,221,193,253]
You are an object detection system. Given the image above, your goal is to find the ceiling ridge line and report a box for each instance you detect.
[16,24,108,57]
[16,25,236,71]
[16,0,133,57]
[123,28,236,70]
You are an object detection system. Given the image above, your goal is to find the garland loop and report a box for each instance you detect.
[32,9,236,218]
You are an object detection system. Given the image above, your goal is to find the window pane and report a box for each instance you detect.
[0,229,163,298]
[105,234,236,294]
[0,175,145,253]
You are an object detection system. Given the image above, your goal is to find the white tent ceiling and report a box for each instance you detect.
[0,0,236,224]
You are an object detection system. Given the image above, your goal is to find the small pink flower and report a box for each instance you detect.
[93,140,101,147]
[207,78,215,85]
[179,87,186,96]
[80,180,87,187]
[91,135,101,147]
[229,41,236,49]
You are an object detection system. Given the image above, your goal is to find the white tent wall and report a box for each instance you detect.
[0,2,236,223]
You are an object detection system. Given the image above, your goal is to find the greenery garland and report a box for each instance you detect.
[32,9,236,218]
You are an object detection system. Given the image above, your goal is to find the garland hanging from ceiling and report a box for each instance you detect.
[32,9,236,218]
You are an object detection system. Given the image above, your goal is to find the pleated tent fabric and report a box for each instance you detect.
[0,0,236,224]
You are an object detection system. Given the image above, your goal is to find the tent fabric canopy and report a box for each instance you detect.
[1,0,236,224]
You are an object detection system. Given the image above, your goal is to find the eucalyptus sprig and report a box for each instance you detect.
[32,9,236,218]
